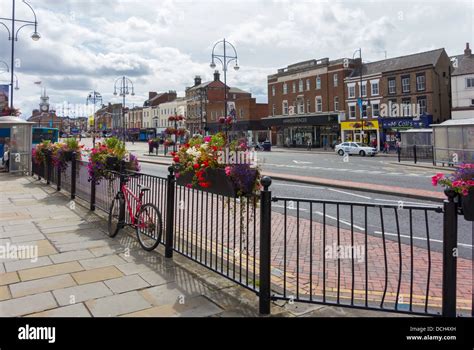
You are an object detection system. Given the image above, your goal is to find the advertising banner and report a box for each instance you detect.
[0,84,10,116]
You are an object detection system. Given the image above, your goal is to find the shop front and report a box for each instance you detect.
[261,114,340,148]
[379,115,432,150]
[340,120,380,150]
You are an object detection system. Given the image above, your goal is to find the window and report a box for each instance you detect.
[348,85,356,98]
[306,99,311,113]
[334,97,339,111]
[417,96,427,115]
[283,83,288,94]
[402,98,411,116]
[371,82,379,96]
[416,74,425,91]
[298,99,304,114]
[292,82,296,93]
[271,86,275,96]
[389,99,397,117]
[272,104,276,116]
[402,75,410,93]
[361,104,367,118]
[471,99,474,106]
[316,76,321,89]
[342,143,349,147]
[306,79,310,91]
[349,105,356,119]
[466,78,474,88]
[360,83,367,97]
[333,74,338,87]
[299,80,304,92]
[316,97,322,112]
[388,78,396,94]
[371,103,380,117]
[283,101,288,115]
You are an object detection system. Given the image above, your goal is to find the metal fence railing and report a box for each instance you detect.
[31,153,471,317]
[397,145,434,164]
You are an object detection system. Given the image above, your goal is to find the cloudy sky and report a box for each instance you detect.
[0,0,472,118]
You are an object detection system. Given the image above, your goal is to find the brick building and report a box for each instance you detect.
[451,43,474,119]
[186,72,268,141]
[94,103,114,131]
[342,48,452,149]
[264,57,357,147]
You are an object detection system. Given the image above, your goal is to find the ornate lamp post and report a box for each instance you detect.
[86,91,103,147]
[0,0,40,109]
[210,38,239,140]
[113,76,135,142]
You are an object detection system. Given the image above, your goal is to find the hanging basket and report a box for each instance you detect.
[105,156,120,171]
[461,189,474,221]
[176,168,237,197]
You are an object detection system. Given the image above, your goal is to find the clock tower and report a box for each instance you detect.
[39,88,49,113]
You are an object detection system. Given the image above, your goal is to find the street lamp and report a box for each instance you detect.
[113,76,135,142]
[352,48,367,143]
[0,61,20,90]
[0,0,40,110]
[86,91,103,147]
[210,38,239,140]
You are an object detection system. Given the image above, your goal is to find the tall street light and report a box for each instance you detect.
[113,76,135,142]
[210,38,239,139]
[0,0,40,110]
[0,60,20,91]
[86,91,102,147]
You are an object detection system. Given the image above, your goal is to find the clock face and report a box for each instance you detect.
[41,105,48,112]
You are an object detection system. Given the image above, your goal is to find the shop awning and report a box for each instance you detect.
[260,113,339,127]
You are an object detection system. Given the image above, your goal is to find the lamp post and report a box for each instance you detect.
[113,76,135,142]
[86,91,102,147]
[353,48,367,143]
[0,61,20,91]
[0,0,40,110]
[210,38,239,140]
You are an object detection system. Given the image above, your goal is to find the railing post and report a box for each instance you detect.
[57,166,61,191]
[165,166,176,258]
[71,152,76,200]
[413,145,417,164]
[442,190,458,317]
[90,175,96,211]
[259,176,272,315]
[46,150,52,185]
[432,146,436,166]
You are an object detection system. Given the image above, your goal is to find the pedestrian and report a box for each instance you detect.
[3,142,9,173]
[285,136,290,148]
[383,141,389,154]
[307,138,312,151]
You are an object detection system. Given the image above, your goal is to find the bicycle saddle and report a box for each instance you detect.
[138,184,150,192]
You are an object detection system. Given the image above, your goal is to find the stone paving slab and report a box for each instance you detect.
[0,292,58,317]
[26,303,91,317]
[9,274,77,298]
[85,291,152,317]
[53,282,113,306]
[71,266,124,285]
[18,261,84,281]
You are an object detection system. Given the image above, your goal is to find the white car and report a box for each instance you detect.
[335,142,377,157]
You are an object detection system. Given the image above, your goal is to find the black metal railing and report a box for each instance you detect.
[30,156,469,317]
[398,145,434,164]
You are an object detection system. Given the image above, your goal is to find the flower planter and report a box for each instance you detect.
[105,156,120,171]
[63,151,74,161]
[461,189,474,221]
[176,168,237,197]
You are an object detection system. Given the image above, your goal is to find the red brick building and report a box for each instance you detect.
[264,57,358,147]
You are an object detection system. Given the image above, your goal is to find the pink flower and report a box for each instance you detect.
[462,189,469,196]
[175,172,180,179]
[225,166,231,176]
[432,173,444,186]
[185,184,193,189]
[204,136,211,143]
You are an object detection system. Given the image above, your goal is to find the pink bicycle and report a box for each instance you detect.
[108,172,163,251]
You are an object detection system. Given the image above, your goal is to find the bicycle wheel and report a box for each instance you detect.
[108,194,124,238]
[136,203,163,251]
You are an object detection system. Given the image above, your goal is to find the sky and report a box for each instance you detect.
[0,0,472,118]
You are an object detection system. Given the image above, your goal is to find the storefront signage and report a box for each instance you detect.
[380,116,432,129]
[340,120,379,131]
[283,117,307,124]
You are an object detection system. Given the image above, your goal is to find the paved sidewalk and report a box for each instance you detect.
[0,173,412,317]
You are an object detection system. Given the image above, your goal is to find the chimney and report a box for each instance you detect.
[213,70,220,82]
[465,42,472,56]
[148,91,158,100]
[194,75,202,86]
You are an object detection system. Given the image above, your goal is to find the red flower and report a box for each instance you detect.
[199,181,211,188]
[202,160,209,167]
[173,157,180,163]
[193,163,200,169]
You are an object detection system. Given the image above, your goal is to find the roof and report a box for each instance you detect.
[431,117,474,127]
[349,48,445,78]
[399,128,433,133]
[452,54,474,76]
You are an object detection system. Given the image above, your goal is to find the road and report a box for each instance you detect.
[139,162,472,259]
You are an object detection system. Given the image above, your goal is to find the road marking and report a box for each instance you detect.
[293,160,312,164]
[373,231,473,248]
[374,198,438,207]
[327,188,372,200]
[272,183,326,190]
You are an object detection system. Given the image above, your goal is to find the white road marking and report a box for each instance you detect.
[374,198,438,207]
[293,160,312,164]
[327,188,372,200]
[272,183,326,190]
[374,231,472,248]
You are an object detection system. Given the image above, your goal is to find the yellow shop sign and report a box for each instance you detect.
[340,120,379,131]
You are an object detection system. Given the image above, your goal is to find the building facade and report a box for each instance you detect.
[264,58,357,147]
[451,43,474,119]
[342,48,452,150]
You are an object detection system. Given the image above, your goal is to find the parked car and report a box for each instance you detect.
[262,140,272,151]
[335,142,377,157]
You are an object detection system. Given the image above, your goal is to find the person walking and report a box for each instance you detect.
[383,141,389,154]
[307,138,312,151]
[3,142,9,173]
